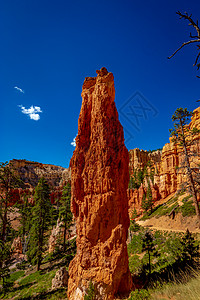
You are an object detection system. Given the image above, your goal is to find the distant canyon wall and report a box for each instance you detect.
[7,159,70,205]
[10,159,70,188]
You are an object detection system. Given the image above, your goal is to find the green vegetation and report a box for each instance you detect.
[170,107,200,226]
[18,193,33,245]
[142,231,159,276]
[142,182,153,214]
[180,229,199,265]
[0,241,11,289]
[129,289,150,300]
[127,224,200,300]
[0,268,66,299]
[140,193,200,221]
[0,242,77,300]
[181,200,196,217]
[130,219,141,233]
[84,280,96,300]
[0,163,75,298]
[151,269,200,300]
[59,182,73,252]
[27,177,52,271]
[129,163,155,191]
[129,168,144,189]
[0,162,24,288]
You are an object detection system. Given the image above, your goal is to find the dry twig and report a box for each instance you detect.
[168,11,200,77]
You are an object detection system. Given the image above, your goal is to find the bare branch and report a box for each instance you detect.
[168,39,199,59]
[177,11,200,37]
[194,48,200,66]
[168,11,200,78]
[190,32,199,39]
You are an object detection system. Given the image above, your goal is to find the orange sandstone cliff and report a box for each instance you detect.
[128,107,200,215]
[68,68,132,299]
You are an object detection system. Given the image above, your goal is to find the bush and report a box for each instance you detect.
[130,220,141,233]
[129,289,150,299]
[129,255,142,274]
[128,232,144,255]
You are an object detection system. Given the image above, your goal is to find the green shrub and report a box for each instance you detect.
[130,220,141,233]
[128,232,144,255]
[129,289,150,299]
[129,255,142,274]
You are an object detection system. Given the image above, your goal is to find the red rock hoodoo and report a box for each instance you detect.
[67,68,132,299]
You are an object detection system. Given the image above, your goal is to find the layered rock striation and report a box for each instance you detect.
[6,159,71,206]
[68,68,132,299]
[10,159,70,188]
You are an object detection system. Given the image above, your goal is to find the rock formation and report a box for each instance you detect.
[128,107,200,215]
[68,67,132,299]
[52,267,69,289]
[48,219,63,253]
[10,159,70,188]
[11,236,23,254]
[4,159,71,206]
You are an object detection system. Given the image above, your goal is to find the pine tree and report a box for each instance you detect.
[27,177,52,271]
[0,162,21,244]
[0,240,11,289]
[142,230,158,277]
[18,193,32,250]
[59,183,73,252]
[170,108,200,227]
[142,181,153,214]
[137,169,145,186]
[180,229,199,265]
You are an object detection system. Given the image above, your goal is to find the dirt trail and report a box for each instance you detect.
[137,214,200,234]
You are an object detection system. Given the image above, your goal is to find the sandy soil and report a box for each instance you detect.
[137,213,200,233]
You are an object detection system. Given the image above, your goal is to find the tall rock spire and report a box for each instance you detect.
[68,67,132,300]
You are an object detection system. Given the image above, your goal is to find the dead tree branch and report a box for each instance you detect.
[168,11,200,77]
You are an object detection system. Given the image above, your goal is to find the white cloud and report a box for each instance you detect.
[14,86,24,93]
[71,137,76,147]
[18,105,42,121]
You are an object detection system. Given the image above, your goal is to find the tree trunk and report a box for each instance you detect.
[180,122,200,228]
[1,205,8,244]
[63,221,67,252]
[148,251,151,277]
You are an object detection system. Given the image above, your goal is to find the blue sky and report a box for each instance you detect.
[1,0,200,168]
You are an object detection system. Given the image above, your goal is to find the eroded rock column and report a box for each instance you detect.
[68,67,132,300]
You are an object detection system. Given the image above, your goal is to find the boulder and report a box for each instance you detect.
[52,267,68,289]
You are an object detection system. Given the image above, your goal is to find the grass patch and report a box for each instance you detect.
[0,268,59,299]
[4,270,25,285]
[129,288,150,299]
[140,193,199,220]
[140,196,179,220]
[181,200,196,217]
[128,227,200,300]
[151,269,200,300]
